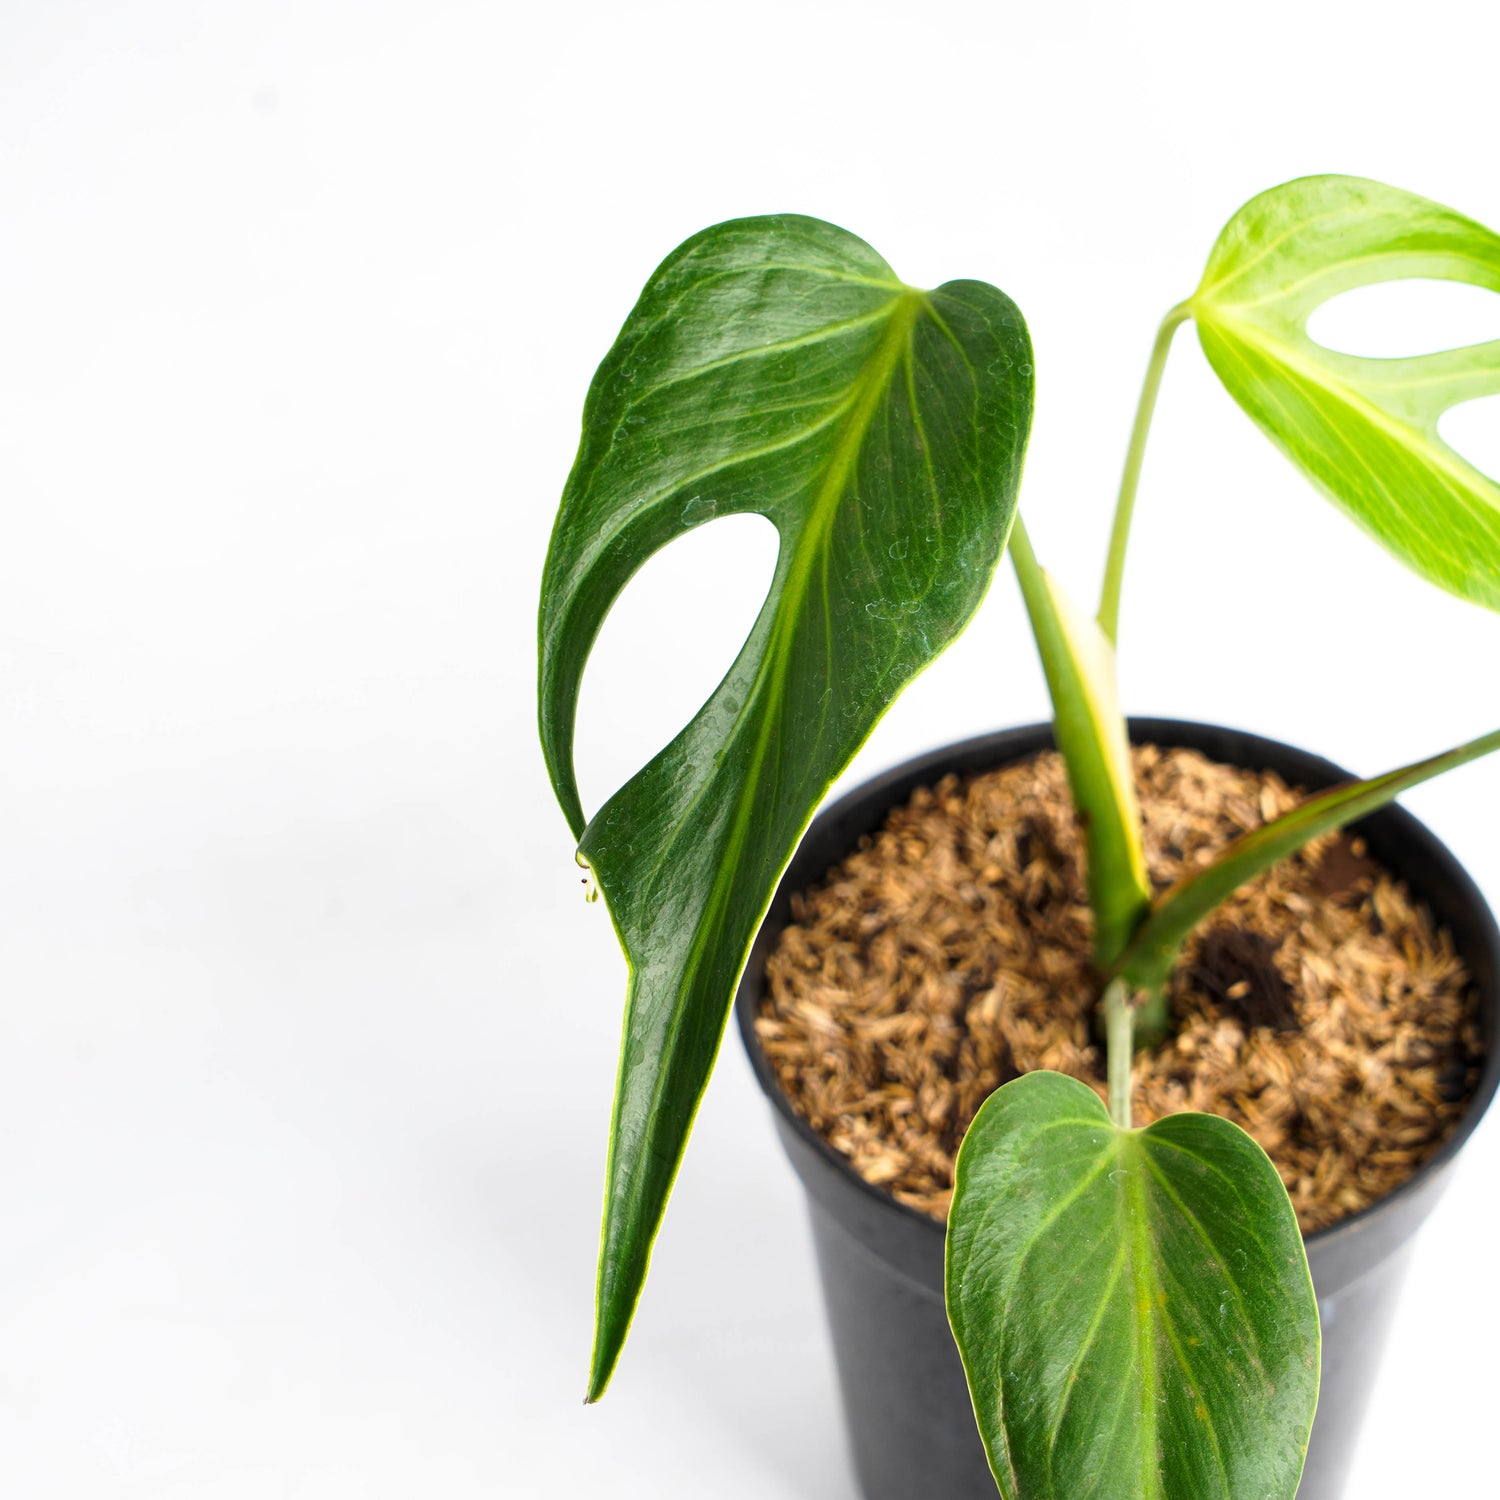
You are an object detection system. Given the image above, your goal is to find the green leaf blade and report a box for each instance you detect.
[1010,527,1151,967]
[1192,174,1500,611]
[537,216,1034,1397]
[1116,726,1500,993]
[947,1073,1319,1500]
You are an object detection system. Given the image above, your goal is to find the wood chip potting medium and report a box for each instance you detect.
[756,746,1482,1233]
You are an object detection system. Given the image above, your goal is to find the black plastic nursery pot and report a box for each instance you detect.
[734,719,1500,1500]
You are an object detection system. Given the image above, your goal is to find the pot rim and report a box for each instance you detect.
[735,717,1500,1256]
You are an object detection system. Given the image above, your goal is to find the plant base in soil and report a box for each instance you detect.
[756,744,1481,1233]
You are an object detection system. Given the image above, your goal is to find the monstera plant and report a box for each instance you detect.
[538,175,1500,1497]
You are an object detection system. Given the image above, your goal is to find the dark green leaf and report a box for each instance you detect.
[1193,174,1500,609]
[1117,726,1500,994]
[538,215,1033,1398]
[1010,521,1150,968]
[947,1072,1318,1500]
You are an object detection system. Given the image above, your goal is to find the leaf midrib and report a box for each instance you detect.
[1194,322,1500,606]
[1123,1143,1165,1500]
[655,287,928,1041]
[1198,308,1500,506]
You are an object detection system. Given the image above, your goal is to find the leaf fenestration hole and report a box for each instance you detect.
[1306,277,1500,359]
[1438,393,1500,485]
[572,511,780,821]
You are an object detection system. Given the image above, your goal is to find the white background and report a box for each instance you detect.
[2,2,1498,1496]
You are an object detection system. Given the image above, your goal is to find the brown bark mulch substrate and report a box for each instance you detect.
[756,745,1482,1234]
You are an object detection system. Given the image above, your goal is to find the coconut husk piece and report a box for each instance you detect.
[756,745,1481,1233]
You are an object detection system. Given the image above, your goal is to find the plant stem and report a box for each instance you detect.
[1096,302,1194,646]
[1104,976,1134,1129]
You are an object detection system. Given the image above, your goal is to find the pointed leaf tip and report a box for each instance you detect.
[539,215,1035,1391]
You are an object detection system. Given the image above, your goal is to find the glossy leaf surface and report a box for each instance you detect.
[1010,524,1150,967]
[947,1072,1318,1500]
[1117,726,1500,993]
[538,216,1033,1397]
[1193,175,1500,610]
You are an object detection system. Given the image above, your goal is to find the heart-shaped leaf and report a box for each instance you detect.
[1192,174,1500,610]
[538,215,1034,1398]
[1009,522,1150,968]
[947,1072,1319,1500]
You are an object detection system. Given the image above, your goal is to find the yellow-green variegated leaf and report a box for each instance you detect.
[1010,525,1150,967]
[1193,174,1500,610]
[538,216,1033,1399]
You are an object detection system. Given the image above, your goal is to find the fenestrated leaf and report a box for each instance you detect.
[1009,523,1150,968]
[538,215,1033,1398]
[1116,725,1500,994]
[947,1072,1319,1500]
[1193,174,1500,610]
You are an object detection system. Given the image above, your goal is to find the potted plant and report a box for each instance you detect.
[537,175,1500,1498]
